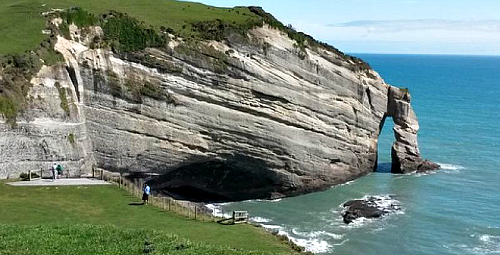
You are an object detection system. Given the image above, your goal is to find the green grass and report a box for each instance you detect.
[0,0,260,55]
[0,224,274,255]
[0,182,297,254]
[0,1,48,54]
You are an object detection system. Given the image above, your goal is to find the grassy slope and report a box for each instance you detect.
[0,182,296,254]
[0,0,260,55]
[0,224,272,255]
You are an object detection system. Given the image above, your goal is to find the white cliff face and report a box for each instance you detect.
[0,25,436,199]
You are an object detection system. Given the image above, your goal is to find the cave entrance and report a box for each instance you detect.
[376,115,395,173]
[148,156,280,202]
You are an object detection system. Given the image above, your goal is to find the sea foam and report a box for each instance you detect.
[437,163,465,174]
[250,216,271,223]
[204,203,232,218]
[277,228,333,253]
[339,194,403,229]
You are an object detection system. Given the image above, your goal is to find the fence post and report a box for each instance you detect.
[168,198,171,211]
[195,205,197,220]
[28,170,31,181]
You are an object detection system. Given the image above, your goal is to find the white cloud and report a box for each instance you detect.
[328,19,500,34]
[289,19,500,55]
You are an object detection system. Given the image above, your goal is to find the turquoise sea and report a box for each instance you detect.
[214,54,500,254]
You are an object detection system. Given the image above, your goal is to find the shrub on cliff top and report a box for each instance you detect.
[60,7,98,28]
[102,12,167,53]
[248,6,371,71]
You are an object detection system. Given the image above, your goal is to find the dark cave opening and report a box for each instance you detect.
[163,186,231,202]
[148,155,281,202]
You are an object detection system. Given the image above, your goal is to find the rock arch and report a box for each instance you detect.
[386,86,440,173]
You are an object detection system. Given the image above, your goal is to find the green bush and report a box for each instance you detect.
[0,95,21,127]
[0,53,39,127]
[190,17,262,42]
[37,48,65,66]
[58,21,71,39]
[247,7,371,71]
[0,34,64,127]
[141,81,165,101]
[55,82,70,116]
[68,133,76,145]
[60,7,98,28]
[102,12,166,53]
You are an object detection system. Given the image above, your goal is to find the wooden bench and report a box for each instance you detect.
[232,211,248,224]
[28,169,42,181]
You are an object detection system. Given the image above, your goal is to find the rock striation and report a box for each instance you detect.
[0,21,438,200]
[387,87,440,173]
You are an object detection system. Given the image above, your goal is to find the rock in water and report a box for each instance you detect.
[387,86,441,173]
[342,196,401,224]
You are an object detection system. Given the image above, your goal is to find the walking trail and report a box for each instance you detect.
[7,178,110,186]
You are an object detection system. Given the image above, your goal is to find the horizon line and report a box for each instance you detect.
[347,52,500,57]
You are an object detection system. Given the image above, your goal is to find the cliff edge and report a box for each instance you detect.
[0,7,438,201]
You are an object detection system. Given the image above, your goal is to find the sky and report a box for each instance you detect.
[189,0,500,55]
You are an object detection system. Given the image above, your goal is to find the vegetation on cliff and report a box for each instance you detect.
[0,0,373,126]
[0,0,259,55]
[0,46,62,126]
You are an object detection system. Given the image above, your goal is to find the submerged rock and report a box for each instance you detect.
[342,196,401,224]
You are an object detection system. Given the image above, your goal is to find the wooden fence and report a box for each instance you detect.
[98,169,221,222]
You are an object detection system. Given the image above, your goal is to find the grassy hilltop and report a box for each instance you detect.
[0,0,264,126]
[0,0,260,55]
[0,0,368,126]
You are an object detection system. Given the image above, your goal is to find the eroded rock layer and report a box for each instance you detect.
[0,24,438,200]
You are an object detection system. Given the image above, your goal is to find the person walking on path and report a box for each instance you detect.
[142,184,151,205]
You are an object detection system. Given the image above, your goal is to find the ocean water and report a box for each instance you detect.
[213,54,500,254]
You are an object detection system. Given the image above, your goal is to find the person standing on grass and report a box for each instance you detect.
[52,163,58,181]
[142,184,151,205]
[56,164,62,178]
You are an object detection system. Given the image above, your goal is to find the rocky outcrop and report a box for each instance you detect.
[342,195,401,224]
[387,87,440,173]
[0,22,438,200]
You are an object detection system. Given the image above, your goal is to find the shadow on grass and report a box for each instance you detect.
[216,218,235,225]
[128,202,144,206]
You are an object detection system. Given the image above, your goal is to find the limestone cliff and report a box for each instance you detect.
[0,15,438,200]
